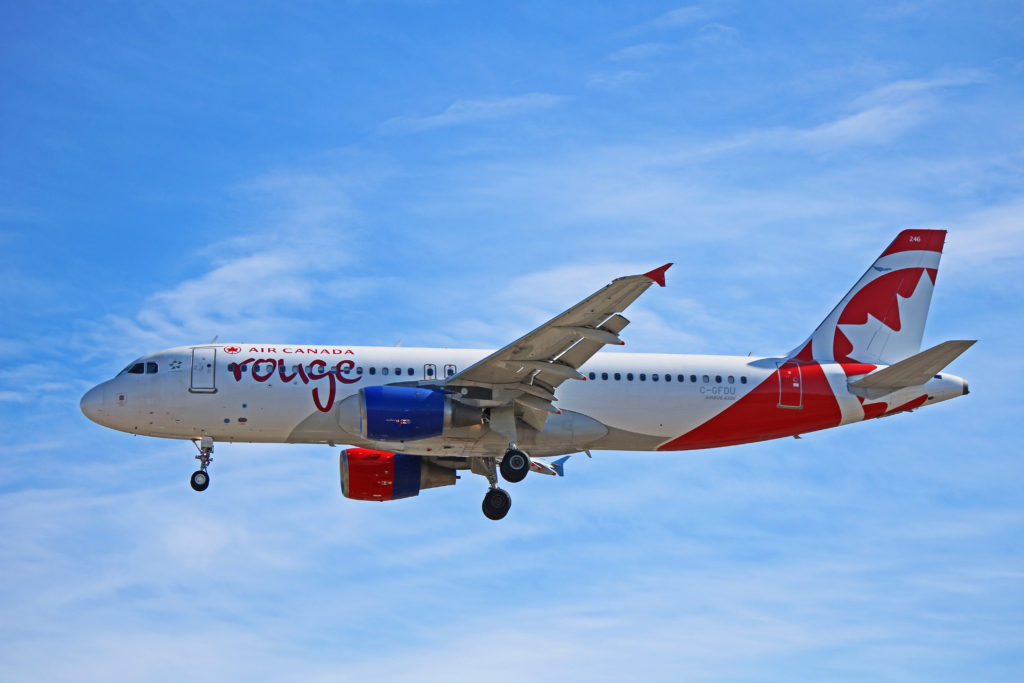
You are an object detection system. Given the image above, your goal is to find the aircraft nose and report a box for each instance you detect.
[80,385,105,423]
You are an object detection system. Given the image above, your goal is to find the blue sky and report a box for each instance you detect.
[1,1,1023,680]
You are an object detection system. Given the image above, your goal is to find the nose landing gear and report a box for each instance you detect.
[190,436,213,492]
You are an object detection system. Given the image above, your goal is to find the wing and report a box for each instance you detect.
[440,263,672,433]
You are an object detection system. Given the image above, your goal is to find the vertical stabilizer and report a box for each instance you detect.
[790,230,946,365]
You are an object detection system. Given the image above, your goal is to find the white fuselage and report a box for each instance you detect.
[80,343,967,458]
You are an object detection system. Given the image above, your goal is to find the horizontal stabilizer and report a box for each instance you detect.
[530,455,571,477]
[849,339,975,398]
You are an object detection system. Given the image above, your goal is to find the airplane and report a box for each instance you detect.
[81,229,974,520]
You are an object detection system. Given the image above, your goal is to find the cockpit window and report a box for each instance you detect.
[118,360,141,375]
[117,359,156,376]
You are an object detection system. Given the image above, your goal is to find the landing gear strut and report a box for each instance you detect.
[471,445,532,520]
[471,457,512,521]
[190,436,213,492]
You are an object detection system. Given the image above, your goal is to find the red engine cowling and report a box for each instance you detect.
[339,448,457,501]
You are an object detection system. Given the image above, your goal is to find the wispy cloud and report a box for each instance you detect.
[651,5,709,29]
[381,93,566,133]
[76,171,376,358]
[797,71,986,148]
[798,102,925,147]
[945,198,1024,270]
[608,42,672,62]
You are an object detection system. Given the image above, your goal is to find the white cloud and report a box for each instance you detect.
[75,171,377,359]
[943,198,1024,270]
[608,42,672,62]
[651,5,709,29]
[381,93,566,133]
[587,69,643,89]
[798,102,925,147]
[795,71,986,148]
[693,21,739,47]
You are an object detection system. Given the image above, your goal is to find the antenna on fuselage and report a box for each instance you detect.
[210,335,219,344]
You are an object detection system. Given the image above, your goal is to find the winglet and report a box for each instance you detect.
[643,263,673,287]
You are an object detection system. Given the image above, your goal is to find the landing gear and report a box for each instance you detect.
[471,456,512,521]
[190,469,209,492]
[471,446,531,520]
[190,436,213,492]
[499,447,531,483]
[482,488,512,520]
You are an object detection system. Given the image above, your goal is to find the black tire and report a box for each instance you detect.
[190,470,210,492]
[482,488,512,520]
[499,449,530,483]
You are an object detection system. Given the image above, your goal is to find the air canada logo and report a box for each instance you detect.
[224,346,241,354]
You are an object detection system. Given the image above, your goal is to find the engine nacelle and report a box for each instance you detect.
[338,385,483,442]
[339,448,457,501]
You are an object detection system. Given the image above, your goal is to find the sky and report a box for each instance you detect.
[1,1,1023,680]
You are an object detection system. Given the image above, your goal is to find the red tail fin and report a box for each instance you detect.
[790,230,946,365]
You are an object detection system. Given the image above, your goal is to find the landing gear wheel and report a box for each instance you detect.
[190,469,210,492]
[499,448,531,483]
[482,488,512,520]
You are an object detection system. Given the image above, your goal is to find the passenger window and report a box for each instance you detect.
[652,374,659,382]
[588,372,596,380]
[664,374,671,382]
[614,372,621,381]
[703,375,709,383]
[690,375,697,383]
[369,367,376,375]
[382,367,389,376]
[146,362,158,374]
[626,373,634,381]
[408,368,414,376]
[741,376,747,384]
[677,374,685,382]
[601,372,608,380]
[715,375,722,383]
[128,363,144,374]
[728,376,735,384]
[446,366,456,377]
[639,373,646,381]
[394,368,402,376]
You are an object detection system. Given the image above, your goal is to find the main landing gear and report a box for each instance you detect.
[473,446,532,520]
[499,448,530,483]
[190,436,213,492]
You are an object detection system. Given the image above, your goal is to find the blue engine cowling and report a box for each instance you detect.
[360,385,447,441]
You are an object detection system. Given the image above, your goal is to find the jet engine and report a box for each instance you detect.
[339,448,456,500]
[338,385,483,441]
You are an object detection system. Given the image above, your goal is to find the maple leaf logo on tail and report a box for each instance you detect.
[789,229,946,366]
